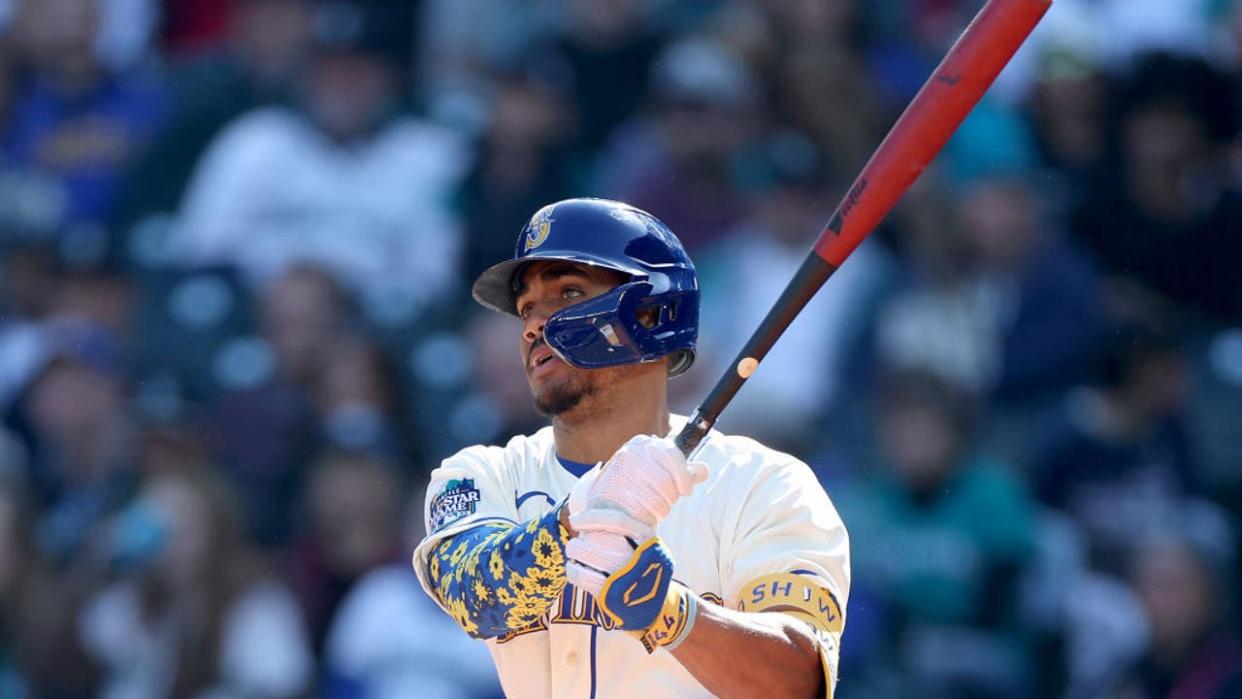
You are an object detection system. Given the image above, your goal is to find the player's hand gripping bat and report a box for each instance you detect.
[674,0,1053,456]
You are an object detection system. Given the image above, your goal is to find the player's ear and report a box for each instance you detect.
[636,306,659,330]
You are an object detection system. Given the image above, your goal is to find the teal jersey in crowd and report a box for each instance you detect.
[842,458,1035,627]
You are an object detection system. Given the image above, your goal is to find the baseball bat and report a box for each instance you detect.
[675,0,1052,456]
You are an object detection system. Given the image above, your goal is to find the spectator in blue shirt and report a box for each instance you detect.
[2,0,166,231]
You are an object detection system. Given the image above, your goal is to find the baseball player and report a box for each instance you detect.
[413,198,849,697]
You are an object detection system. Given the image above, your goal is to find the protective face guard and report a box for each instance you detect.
[543,281,697,371]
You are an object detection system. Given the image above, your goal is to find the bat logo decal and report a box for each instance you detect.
[828,178,869,234]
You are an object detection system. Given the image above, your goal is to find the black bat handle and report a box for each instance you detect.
[674,253,838,456]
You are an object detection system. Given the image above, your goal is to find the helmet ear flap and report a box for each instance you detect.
[629,297,697,376]
[656,294,697,376]
[544,282,649,370]
[543,281,699,375]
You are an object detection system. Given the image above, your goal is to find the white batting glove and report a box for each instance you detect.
[565,434,708,528]
[565,510,653,596]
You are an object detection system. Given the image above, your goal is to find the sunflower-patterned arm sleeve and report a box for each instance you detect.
[426,507,569,639]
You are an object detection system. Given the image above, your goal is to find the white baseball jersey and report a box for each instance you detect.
[412,416,850,698]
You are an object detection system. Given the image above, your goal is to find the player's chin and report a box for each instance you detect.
[531,375,589,417]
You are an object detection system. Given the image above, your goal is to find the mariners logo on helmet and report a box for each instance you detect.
[523,208,553,252]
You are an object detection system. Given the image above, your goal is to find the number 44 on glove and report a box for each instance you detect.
[585,536,699,654]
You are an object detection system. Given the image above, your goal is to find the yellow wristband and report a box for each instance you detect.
[634,583,697,654]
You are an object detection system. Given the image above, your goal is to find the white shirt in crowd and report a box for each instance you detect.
[173,107,470,320]
[326,565,503,699]
[80,579,313,699]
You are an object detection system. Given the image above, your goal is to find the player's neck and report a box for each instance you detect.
[552,383,670,465]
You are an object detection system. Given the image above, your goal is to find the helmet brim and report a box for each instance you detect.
[472,251,650,316]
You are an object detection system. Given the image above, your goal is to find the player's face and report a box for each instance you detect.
[514,261,633,416]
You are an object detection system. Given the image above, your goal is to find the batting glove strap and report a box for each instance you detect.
[637,583,698,654]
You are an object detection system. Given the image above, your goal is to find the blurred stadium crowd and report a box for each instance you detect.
[0,0,1240,697]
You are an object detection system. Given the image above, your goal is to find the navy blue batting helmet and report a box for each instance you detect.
[472,198,699,376]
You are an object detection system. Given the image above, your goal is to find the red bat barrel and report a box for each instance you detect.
[675,0,1052,456]
[816,0,1053,267]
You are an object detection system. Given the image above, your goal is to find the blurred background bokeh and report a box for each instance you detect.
[0,0,1240,697]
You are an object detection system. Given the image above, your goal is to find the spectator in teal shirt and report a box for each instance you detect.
[840,369,1036,698]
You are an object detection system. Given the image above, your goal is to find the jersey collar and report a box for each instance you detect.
[556,455,595,478]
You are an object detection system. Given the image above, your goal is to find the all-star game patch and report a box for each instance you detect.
[429,478,482,532]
